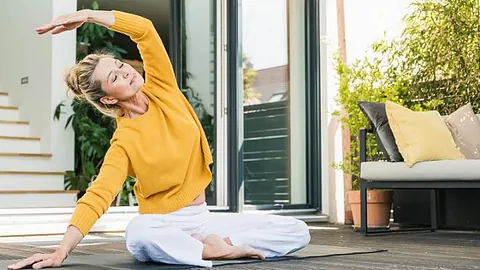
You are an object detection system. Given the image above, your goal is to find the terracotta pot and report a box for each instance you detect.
[347,190,393,229]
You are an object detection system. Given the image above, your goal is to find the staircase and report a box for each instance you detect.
[0,91,78,208]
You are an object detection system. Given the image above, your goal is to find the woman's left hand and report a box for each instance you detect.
[36,9,91,35]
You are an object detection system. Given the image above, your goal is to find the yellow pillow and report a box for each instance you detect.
[385,101,464,167]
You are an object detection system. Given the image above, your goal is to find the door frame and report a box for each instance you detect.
[169,0,322,213]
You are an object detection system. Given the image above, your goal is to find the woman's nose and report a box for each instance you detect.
[123,72,129,79]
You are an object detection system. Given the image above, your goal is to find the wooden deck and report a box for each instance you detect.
[302,224,480,270]
[210,224,480,269]
[1,223,479,269]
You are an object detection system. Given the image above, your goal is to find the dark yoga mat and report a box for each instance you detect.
[0,245,387,269]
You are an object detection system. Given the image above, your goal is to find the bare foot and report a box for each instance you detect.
[202,234,265,260]
[223,237,233,246]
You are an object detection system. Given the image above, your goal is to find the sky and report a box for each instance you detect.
[242,0,288,71]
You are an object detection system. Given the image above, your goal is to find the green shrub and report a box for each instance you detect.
[332,50,405,189]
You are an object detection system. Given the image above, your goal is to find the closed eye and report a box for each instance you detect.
[112,63,125,83]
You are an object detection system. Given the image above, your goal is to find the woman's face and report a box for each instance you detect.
[93,57,144,105]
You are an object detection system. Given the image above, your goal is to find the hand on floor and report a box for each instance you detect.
[7,247,68,269]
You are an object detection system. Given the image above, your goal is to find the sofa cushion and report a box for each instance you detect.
[357,101,403,162]
[385,101,464,167]
[445,103,480,159]
[361,160,480,181]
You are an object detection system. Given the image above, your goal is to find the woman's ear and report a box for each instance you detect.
[100,96,118,105]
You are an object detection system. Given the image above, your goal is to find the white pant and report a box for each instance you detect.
[125,203,311,268]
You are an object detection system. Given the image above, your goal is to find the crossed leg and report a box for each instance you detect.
[124,209,310,267]
[201,213,311,258]
[191,233,266,260]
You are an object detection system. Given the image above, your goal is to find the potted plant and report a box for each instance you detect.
[347,180,393,229]
[333,51,399,229]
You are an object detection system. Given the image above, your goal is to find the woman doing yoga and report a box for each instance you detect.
[8,9,310,270]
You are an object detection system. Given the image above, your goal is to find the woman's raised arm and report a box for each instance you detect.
[37,9,178,91]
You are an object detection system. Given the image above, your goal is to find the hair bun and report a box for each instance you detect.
[65,65,83,97]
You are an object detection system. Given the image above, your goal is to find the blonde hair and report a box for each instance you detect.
[65,53,122,118]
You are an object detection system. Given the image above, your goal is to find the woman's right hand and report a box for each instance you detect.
[7,247,68,270]
[36,9,91,35]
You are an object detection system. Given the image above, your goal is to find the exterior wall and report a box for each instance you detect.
[0,0,414,222]
[0,0,53,143]
[0,0,75,172]
[321,0,412,223]
[50,0,76,171]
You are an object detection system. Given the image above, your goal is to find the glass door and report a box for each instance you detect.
[178,0,228,207]
[175,0,321,211]
[241,0,308,208]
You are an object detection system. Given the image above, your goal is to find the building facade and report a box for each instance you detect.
[0,0,412,235]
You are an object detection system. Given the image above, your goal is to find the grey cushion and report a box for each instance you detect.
[445,114,480,122]
[361,160,480,181]
[357,101,403,162]
[445,103,480,159]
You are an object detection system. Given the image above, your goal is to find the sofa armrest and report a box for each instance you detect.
[359,128,373,163]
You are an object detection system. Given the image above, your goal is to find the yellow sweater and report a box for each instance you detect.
[69,11,213,236]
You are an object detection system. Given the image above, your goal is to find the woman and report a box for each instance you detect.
[8,9,310,270]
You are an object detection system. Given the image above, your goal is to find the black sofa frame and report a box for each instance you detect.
[358,128,480,235]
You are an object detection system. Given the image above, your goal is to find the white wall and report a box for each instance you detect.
[0,0,53,139]
[50,0,76,171]
[320,0,337,222]
[0,0,75,171]
[321,0,412,223]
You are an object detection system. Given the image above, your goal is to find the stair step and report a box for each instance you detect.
[0,135,40,140]
[0,95,8,107]
[0,210,137,236]
[0,190,78,208]
[0,136,41,153]
[0,153,54,171]
[0,120,28,124]
[0,190,77,194]
[0,171,65,191]
[0,120,30,137]
[0,220,132,237]
[0,107,20,121]
[0,106,17,110]
[0,207,139,236]
[0,152,51,157]
[0,206,137,216]
[0,171,64,175]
